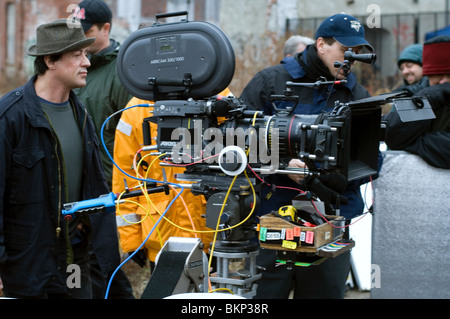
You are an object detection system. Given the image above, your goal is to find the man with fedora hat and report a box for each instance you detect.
[0,19,121,299]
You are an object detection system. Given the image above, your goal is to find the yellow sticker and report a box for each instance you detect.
[282,240,297,250]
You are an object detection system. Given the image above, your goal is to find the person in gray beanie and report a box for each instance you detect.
[393,43,429,95]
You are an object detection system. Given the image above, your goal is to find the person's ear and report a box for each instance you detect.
[316,37,326,55]
[44,56,56,70]
[102,22,111,34]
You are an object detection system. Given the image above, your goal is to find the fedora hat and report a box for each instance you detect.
[27,19,95,57]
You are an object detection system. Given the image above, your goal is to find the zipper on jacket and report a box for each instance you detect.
[42,113,64,238]
[53,132,63,238]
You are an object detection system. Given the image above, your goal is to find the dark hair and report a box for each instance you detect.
[95,22,112,34]
[315,37,336,48]
[34,54,63,75]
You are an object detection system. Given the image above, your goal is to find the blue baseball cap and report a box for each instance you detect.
[315,14,374,52]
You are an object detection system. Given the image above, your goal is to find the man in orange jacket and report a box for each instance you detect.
[112,89,231,266]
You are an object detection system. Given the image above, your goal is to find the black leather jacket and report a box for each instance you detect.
[0,75,120,297]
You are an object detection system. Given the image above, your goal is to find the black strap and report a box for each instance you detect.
[141,251,189,299]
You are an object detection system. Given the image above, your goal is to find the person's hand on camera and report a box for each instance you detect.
[305,173,348,214]
[287,159,307,184]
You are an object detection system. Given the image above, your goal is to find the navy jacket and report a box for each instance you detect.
[0,75,120,297]
[240,49,382,219]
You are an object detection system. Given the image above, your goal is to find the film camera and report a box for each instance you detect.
[114,11,437,297]
[115,11,382,223]
[63,11,435,298]
[114,11,387,297]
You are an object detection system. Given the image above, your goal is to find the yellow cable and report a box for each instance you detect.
[208,115,259,292]
[139,153,199,234]
[133,152,254,235]
[207,170,257,283]
[207,174,238,275]
[128,135,259,290]
[208,287,234,295]
[116,188,164,248]
[116,195,149,225]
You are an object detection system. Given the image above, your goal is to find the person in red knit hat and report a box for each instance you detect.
[385,35,450,169]
[422,36,450,85]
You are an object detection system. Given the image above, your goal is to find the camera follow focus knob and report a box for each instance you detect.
[218,146,248,176]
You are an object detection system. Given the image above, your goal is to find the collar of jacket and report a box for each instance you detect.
[88,39,120,70]
[281,54,358,92]
[22,75,83,130]
[22,75,55,130]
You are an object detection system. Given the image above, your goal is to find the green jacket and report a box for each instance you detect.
[74,40,132,189]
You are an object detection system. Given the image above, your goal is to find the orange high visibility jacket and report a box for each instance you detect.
[112,89,231,261]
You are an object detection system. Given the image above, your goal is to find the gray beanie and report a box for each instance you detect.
[397,44,423,68]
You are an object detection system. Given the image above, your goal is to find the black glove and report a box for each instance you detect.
[416,82,450,112]
[316,173,348,194]
[305,174,348,214]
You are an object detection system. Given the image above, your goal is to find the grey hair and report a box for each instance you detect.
[283,35,315,56]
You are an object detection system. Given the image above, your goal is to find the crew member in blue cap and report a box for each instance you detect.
[240,13,382,299]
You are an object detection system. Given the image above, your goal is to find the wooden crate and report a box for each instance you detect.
[258,214,345,253]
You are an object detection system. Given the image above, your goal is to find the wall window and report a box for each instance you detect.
[6,2,16,65]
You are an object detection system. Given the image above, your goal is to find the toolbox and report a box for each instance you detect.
[258,213,354,257]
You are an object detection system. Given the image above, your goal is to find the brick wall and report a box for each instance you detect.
[0,0,81,93]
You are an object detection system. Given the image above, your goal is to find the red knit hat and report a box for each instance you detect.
[422,35,450,76]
